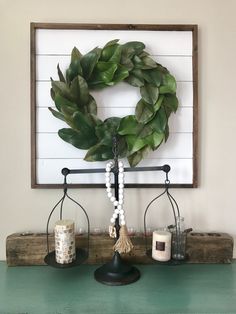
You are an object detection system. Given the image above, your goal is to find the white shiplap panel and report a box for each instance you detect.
[37,107,193,133]
[153,56,193,82]
[36,81,193,108]
[36,55,192,82]
[177,82,193,107]
[37,132,192,159]
[36,29,192,56]
[37,158,193,184]
[34,28,195,185]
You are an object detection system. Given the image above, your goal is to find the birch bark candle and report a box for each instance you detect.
[152,230,172,262]
[55,219,76,264]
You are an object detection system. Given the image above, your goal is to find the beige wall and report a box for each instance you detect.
[1,0,236,260]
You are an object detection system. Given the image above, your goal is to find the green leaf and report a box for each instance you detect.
[80,47,101,80]
[145,132,164,150]
[51,80,72,101]
[112,65,129,84]
[89,62,118,86]
[84,143,113,161]
[162,94,179,115]
[133,55,157,70]
[125,135,146,154]
[126,69,144,87]
[109,45,122,63]
[148,107,167,133]
[72,111,96,133]
[66,60,83,84]
[140,83,159,105]
[142,69,162,86]
[120,56,134,71]
[58,128,97,150]
[95,124,113,146]
[156,63,169,74]
[66,47,83,83]
[137,124,153,138]
[164,124,169,142]
[104,39,120,47]
[48,107,65,122]
[70,75,89,106]
[122,41,145,55]
[54,93,78,113]
[86,95,97,115]
[118,115,139,135]
[50,88,55,101]
[141,56,157,69]
[57,64,66,82]
[132,55,144,69]
[103,117,121,134]
[125,74,144,87]
[101,43,122,63]
[95,117,120,146]
[135,99,155,123]
[138,51,149,58]
[159,73,177,94]
[154,95,164,112]
[71,47,82,61]
[127,145,150,167]
[120,42,144,71]
[88,113,103,127]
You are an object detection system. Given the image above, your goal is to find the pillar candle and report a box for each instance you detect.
[55,219,76,264]
[152,230,172,262]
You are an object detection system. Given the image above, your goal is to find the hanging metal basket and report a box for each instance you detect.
[143,171,188,265]
[44,169,90,268]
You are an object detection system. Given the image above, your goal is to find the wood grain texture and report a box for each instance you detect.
[6,232,233,266]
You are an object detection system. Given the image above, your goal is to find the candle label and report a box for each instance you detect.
[156,241,165,251]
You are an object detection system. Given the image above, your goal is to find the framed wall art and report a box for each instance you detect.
[31,23,198,188]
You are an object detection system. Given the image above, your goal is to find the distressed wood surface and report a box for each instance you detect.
[6,232,233,266]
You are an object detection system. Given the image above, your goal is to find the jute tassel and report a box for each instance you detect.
[113,225,134,254]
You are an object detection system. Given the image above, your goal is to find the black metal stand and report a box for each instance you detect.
[62,163,171,285]
[94,251,140,285]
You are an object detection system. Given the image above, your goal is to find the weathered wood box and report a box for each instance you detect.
[6,232,233,266]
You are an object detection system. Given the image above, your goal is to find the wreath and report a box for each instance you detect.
[49,39,178,167]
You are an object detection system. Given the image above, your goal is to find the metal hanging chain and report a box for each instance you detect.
[112,136,120,239]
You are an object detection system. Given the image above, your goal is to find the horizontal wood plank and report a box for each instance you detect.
[36,29,193,56]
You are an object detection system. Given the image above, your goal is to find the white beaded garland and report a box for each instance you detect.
[105,160,127,227]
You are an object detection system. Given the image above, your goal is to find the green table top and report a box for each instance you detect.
[0,261,236,314]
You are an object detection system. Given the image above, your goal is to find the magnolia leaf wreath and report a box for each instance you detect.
[49,39,179,167]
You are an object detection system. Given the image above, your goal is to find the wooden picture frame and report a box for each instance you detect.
[31,23,198,188]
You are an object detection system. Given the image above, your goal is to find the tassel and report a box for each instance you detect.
[113,225,134,254]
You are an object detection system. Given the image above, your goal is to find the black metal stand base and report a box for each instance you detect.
[94,251,140,286]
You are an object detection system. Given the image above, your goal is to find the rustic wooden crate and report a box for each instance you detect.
[6,232,233,266]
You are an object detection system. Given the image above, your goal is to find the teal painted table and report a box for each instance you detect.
[0,261,236,314]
